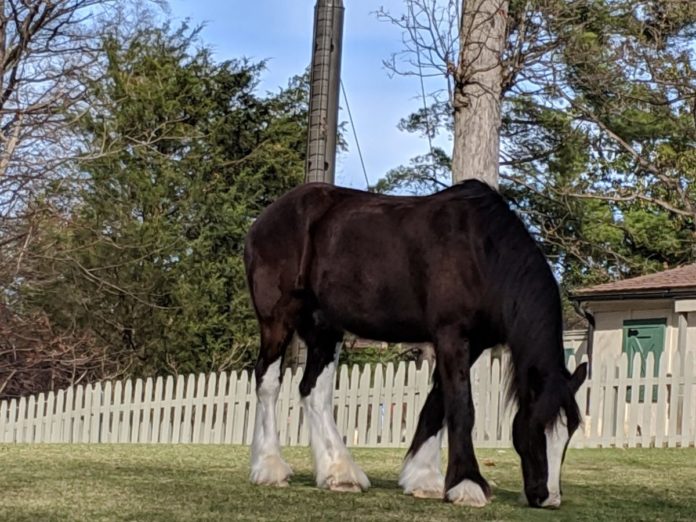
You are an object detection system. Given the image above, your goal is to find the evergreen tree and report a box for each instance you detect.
[18,25,307,377]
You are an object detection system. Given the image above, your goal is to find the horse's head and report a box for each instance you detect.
[512,362,587,509]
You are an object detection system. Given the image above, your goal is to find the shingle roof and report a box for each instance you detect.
[573,264,696,300]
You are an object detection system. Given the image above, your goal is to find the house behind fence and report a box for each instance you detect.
[1,348,695,449]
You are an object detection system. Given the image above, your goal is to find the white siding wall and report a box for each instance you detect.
[688,312,696,355]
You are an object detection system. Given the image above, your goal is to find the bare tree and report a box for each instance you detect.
[0,1,105,209]
[451,0,508,187]
[379,0,509,187]
[379,0,696,283]
[0,303,131,400]
[0,0,163,262]
[0,0,165,397]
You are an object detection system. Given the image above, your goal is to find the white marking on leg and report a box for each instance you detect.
[399,430,444,498]
[446,479,489,508]
[250,360,293,486]
[304,345,370,492]
[542,409,569,508]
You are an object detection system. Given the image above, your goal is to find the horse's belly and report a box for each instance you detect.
[312,270,430,343]
[324,307,430,344]
[309,208,432,342]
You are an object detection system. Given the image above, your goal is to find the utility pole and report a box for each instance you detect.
[287,0,345,370]
[305,0,344,184]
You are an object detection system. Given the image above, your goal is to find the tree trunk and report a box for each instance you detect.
[451,0,509,188]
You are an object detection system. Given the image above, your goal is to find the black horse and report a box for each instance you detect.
[244,179,587,508]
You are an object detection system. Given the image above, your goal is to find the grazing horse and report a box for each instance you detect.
[244,180,587,508]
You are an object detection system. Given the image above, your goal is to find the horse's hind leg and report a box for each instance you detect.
[399,371,445,498]
[298,315,370,492]
[250,319,294,487]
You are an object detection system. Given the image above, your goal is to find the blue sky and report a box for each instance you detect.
[168,0,450,189]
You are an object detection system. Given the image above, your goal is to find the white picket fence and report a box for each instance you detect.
[1,351,695,448]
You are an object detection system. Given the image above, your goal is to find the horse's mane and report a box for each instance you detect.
[453,181,583,430]
[504,358,582,430]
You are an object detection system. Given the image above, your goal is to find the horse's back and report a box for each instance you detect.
[248,179,502,237]
[245,178,516,295]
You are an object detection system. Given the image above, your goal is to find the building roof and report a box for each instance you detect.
[572,263,696,301]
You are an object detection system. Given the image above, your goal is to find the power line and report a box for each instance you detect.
[340,80,370,189]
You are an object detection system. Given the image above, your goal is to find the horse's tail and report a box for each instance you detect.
[245,183,338,308]
[292,186,338,292]
[294,226,313,291]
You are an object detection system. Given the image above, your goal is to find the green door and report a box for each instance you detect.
[622,319,666,402]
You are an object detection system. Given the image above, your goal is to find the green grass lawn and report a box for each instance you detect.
[0,445,694,521]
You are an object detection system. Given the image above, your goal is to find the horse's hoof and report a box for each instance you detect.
[401,471,444,499]
[320,456,370,492]
[412,488,444,499]
[250,455,293,487]
[328,482,363,493]
[399,454,445,500]
[446,479,490,508]
[250,475,292,487]
[250,476,291,488]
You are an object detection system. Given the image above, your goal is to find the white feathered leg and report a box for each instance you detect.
[399,430,445,498]
[303,349,370,492]
[250,360,293,486]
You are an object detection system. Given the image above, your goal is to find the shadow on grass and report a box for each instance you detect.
[492,487,522,505]
[287,471,315,487]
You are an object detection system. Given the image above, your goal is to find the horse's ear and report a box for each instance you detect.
[569,362,588,394]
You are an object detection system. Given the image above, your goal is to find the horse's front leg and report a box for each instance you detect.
[437,327,490,507]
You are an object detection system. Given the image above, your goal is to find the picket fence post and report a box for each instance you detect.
[1,351,694,449]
